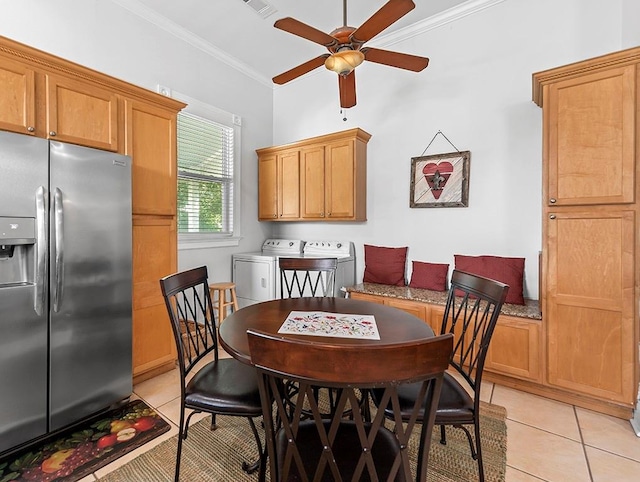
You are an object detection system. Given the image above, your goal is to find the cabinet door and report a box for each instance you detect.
[258,154,278,221]
[258,154,278,220]
[125,99,177,215]
[132,216,177,378]
[546,210,635,403]
[325,139,355,219]
[0,57,36,135]
[384,298,428,325]
[46,75,119,151]
[546,65,635,206]
[278,150,300,219]
[300,145,326,219]
[486,316,541,381]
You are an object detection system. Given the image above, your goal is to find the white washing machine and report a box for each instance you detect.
[232,239,355,308]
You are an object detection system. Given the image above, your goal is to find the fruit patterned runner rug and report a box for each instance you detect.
[0,399,170,481]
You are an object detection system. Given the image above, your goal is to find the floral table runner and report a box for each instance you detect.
[278,311,380,340]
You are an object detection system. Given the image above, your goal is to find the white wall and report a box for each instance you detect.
[1,0,636,296]
[0,0,274,282]
[271,0,629,299]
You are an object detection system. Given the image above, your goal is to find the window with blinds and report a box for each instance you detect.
[177,111,234,235]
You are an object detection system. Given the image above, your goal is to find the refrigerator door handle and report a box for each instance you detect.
[34,186,47,315]
[53,187,65,312]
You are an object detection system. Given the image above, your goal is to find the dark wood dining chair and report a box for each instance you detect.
[279,257,338,298]
[374,269,509,482]
[159,266,264,482]
[248,329,453,482]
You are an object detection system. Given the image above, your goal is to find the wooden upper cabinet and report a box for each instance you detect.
[300,145,326,219]
[0,57,36,135]
[258,150,300,220]
[325,138,362,220]
[277,150,300,220]
[257,128,371,222]
[125,99,177,215]
[534,56,637,207]
[258,154,278,220]
[46,75,119,151]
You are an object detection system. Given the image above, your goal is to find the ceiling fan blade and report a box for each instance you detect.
[273,54,330,84]
[274,17,338,47]
[350,0,416,44]
[362,47,429,71]
[339,71,357,108]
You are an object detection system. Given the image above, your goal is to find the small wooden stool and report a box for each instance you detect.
[209,281,239,324]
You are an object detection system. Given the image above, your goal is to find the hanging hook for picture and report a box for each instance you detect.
[421,130,460,156]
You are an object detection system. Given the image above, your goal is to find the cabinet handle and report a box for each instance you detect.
[49,131,57,136]
[549,198,556,203]
[27,126,35,132]
[549,214,556,219]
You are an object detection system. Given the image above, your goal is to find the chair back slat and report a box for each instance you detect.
[279,257,338,298]
[440,270,509,390]
[160,266,219,377]
[248,330,453,482]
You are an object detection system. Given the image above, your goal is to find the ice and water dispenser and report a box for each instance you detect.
[0,217,36,287]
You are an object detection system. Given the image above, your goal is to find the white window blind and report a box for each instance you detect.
[177,111,234,235]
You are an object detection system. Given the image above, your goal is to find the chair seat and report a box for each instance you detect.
[434,372,475,424]
[388,372,474,424]
[276,420,405,482]
[185,358,262,416]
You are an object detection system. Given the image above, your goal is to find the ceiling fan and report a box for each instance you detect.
[272,0,429,109]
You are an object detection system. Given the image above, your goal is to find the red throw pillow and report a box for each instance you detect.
[363,245,407,286]
[454,255,525,305]
[409,261,449,291]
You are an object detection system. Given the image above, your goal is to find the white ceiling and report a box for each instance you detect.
[113,0,470,85]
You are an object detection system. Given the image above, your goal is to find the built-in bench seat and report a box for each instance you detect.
[346,282,541,320]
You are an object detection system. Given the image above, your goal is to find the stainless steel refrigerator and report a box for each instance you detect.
[0,130,132,454]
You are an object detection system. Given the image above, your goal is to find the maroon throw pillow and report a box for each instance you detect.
[363,245,407,286]
[409,261,449,291]
[454,255,525,305]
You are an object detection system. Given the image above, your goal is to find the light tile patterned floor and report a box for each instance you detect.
[80,351,640,482]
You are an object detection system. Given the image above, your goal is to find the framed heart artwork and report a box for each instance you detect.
[409,150,470,208]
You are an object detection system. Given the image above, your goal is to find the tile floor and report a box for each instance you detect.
[79,352,640,482]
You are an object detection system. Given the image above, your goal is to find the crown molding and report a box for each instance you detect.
[110,0,506,89]
[371,0,508,48]
[109,0,273,87]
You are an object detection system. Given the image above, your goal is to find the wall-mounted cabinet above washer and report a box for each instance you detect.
[257,128,371,222]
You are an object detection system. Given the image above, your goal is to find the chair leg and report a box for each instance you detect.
[241,417,263,475]
[474,418,485,482]
[210,413,217,430]
[439,424,447,445]
[175,406,186,482]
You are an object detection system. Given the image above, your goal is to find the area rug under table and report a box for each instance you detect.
[99,401,507,482]
[0,399,170,482]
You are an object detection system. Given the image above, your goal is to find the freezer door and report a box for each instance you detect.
[49,141,132,431]
[0,132,48,453]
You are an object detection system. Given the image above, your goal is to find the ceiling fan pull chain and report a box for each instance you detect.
[340,108,348,122]
[420,130,460,156]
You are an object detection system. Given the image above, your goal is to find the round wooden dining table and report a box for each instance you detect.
[218,297,435,365]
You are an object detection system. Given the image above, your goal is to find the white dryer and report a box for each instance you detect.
[232,239,355,308]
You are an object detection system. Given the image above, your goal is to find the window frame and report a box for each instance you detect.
[173,92,241,249]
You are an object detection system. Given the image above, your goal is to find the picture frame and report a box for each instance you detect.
[410,150,470,208]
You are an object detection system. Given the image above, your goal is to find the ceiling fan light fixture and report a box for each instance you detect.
[325,50,365,76]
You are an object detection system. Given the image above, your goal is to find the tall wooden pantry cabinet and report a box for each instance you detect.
[0,36,185,384]
[533,46,640,418]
